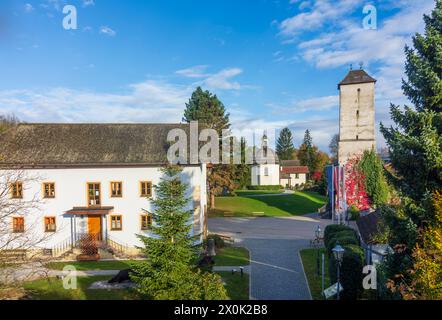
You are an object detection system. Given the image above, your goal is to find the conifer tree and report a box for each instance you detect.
[276,127,295,160]
[131,166,227,300]
[380,1,442,224]
[183,87,234,208]
[297,129,316,173]
[379,1,442,298]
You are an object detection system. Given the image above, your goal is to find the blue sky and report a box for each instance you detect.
[0,0,436,151]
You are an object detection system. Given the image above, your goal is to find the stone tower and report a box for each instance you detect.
[338,68,376,164]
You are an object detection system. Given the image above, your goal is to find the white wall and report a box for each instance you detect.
[251,164,280,186]
[0,165,205,249]
[280,173,306,188]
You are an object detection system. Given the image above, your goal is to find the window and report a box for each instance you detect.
[295,174,299,179]
[356,135,359,140]
[12,217,24,233]
[264,167,269,176]
[43,183,55,198]
[87,183,101,206]
[44,217,56,232]
[356,110,360,117]
[110,182,122,198]
[140,181,152,197]
[141,213,153,230]
[10,182,23,199]
[110,215,122,231]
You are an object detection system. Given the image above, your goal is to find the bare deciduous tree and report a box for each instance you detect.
[0,170,54,299]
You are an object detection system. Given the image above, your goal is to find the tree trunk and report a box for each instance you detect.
[210,192,215,209]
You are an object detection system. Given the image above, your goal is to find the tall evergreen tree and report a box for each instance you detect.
[183,87,230,134]
[379,1,442,299]
[131,166,227,300]
[183,87,234,209]
[380,1,442,224]
[276,127,295,160]
[297,129,316,173]
[329,134,339,162]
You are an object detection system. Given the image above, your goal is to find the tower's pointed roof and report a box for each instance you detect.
[338,69,376,88]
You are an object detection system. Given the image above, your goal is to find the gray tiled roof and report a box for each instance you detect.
[0,123,193,167]
[339,69,376,87]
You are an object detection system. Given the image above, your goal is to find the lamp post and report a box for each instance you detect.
[315,225,321,276]
[332,243,345,300]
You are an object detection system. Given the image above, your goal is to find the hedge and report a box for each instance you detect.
[324,224,354,247]
[328,244,365,300]
[326,235,359,254]
[246,185,283,190]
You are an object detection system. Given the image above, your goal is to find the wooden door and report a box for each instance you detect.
[88,216,102,241]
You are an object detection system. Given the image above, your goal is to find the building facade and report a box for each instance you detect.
[338,69,377,164]
[0,124,207,256]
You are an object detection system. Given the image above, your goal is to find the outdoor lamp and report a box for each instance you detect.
[332,243,345,300]
[332,243,345,264]
[315,225,321,239]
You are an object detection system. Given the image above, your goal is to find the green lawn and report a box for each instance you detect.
[46,260,140,271]
[210,191,326,217]
[23,276,139,300]
[235,190,284,196]
[24,273,248,300]
[300,248,330,300]
[214,247,250,266]
[216,271,249,300]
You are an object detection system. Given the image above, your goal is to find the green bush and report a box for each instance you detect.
[326,235,359,254]
[324,224,354,247]
[349,205,360,221]
[329,244,365,300]
[246,185,283,190]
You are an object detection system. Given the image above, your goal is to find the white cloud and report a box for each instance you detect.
[279,0,364,36]
[83,0,95,7]
[269,95,339,113]
[99,26,117,37]
[175,65,209,78]
[176,66,246,91]
[204,68,243,90]
[24,4,34,13]
[0,81,191,123]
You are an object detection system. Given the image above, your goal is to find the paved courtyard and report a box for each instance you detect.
[208,215,332,300]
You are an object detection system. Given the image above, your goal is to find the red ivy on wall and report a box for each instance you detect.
[345,156,371,210]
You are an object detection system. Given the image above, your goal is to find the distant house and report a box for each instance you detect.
[0,123,207,257]
[279,160,309,188]
[251,157,309,188]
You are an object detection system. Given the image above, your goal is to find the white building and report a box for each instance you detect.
[279,160,309,188]
[0,124,207,257]
[251,158,309,188]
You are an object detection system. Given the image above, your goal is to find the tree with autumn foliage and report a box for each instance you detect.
[408,191,442,299]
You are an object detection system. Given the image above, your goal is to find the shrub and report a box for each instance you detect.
[349,205,360,221]
[326,235,359,254]
[329,244,365,300]
[324,224,354,247]
[246,185,283,190]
